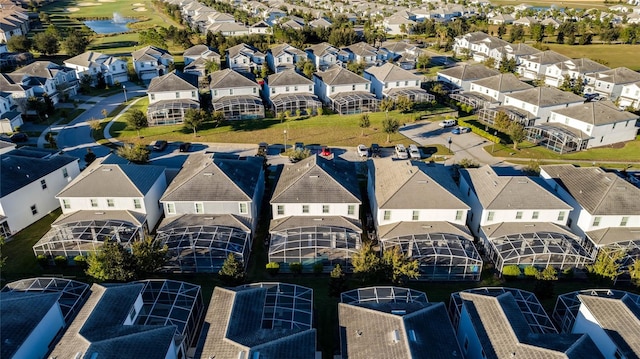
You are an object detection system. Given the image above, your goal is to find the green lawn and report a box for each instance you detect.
[488,0,608,10]
[545,44,640,71]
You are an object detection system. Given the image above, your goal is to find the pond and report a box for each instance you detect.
[83,18,136,34]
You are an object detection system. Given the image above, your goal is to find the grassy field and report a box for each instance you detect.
[546,44,640,71]
[488,0,608,9]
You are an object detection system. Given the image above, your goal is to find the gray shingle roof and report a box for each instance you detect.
[470,73,533,93]
[505,86,584,107]
[550,100,638,126]
[209,68,259,89]
[147,70,198,93]
[183,44,214,57]
[269,215,362,232]
[577,294,640,358]
[370,159,469,210]
[0,292,62,358]
[364,63,421,82]
[161,153,263,202]
[438,64,500,81]
[521,50,570,65]
[267,69,313,87]
[378,221,471,240]
[227,43,261,59]
[541,164,640,215]
[314,65,369,86]
[560,58,610,74]
[57,160,165,198]
[481,221,576,239]
[159,213,252,233]
[305,42,338,57]
[271,155,361,204]
[461,165,571,210]
[589,67,640,85]
[342,41,378,58]
[585,226,640,246]
[131,45,172,62]
[1,148,78,197]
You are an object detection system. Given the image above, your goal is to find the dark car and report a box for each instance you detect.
[179,142,191,152]
[152,140,168,151]
[10,132,28,143]
[370,143,380,157]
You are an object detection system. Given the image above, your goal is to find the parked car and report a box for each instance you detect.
[320,146,331,157]
[357,144,368,157]
[294,142,304,151]
[395,144,408,159]
[439,119,457,128]
[152,140,168,151]
[179,142,191,152]
[409,144,421,159]
[258,142,268,154]
[370,143,380,157]
[10,132,28,143]
[452,126,471,135]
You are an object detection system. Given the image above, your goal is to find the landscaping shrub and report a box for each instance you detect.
[74,255,88,269]
[502,265,522,278]
[457,118,501,143]
[266,261,280,276]
[289,262,302,275]
[37,254,49,268]
[54,255,68,268]
[524,266,540,278]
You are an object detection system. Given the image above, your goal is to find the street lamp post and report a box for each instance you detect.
[492,131,498,153]
[283,129,287,152]
[448,136,452,154]
[123,85,127,103]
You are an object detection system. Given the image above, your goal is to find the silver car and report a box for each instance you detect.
[395,144,409,159]
[409,144,421,159]
[357,144,369,157]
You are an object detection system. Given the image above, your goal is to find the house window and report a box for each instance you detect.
[62,168,68,178]
[331,86,335,93]
[621,217,629,226]
[213,90,218,96]
[271,88,275,94]
[175,92,180,98]
[352,85,356,91]
[63,199,71,209]
[385,82,388,89]
[90,199,98,207]
[396,81,399,86]
[107,199,115,207]
[277,205,285,215]
[412,211,419,220]
[456,210,463,221]
[348,205,355,215]
[167,202,176,214]
[230,89,234,95]
[404,81,408,86]
[309,85,312,91]
[322,205,330,213]
[516,211,523,219]
[593,217,601,226]
[141,63,145,68]
[253,87,257,94]
[239,203,248,214]
[134,199,141,209]
[294,86,298,91]
[487,211,494,221]
[558,211,565,221]
[302,205,309,213]
[365,84,369,90]
[286,86,290,92]
[151,94,155,101]
[41,179,47,190]
[191,91,196,98]
[532,211,539,219]
[195,202,204,214]
[31,204,38,215]
[383,210,391,220]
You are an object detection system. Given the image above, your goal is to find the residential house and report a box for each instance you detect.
[488,13,515,24]
[364,62,433,103]
[449,288,603,359]
[8,61,79,104]
[584,67,640,100]
[0,277,90,359]
[131,45,174,81]
[541,17,562,28]
[269,155,362,272]
[198,283,317,358]
[480,87,585,127]
[545,58,610,88]
[49,280,203,359]
[436,64,500,92]
[206,22,250,36]
[263,7,287,26]
[0,147,79,238]
[209,69,264,120]
[459,166,591,273]
[383,13,416,35]
[553,289,640,358]
[309,17,332,28]
[0,5,29,43]
[0,72,35,104]
[339,287,463,358]
[182,44,220,78]
[469,36,510,63]
[489,43,540,66]
[64,51,128,86]
[453,73,533,110]
[314,65,378,114]
[453,31,493,58]
[368,159,480,280]
[146,71,200,126]
[306,42,340,71]
[226,43,265,74]
[249,20,270,34]
[340,41,380,66]
[527,101,638,153]
[540,165,640,272]
[32,155,167,260]
[264,69,321,116]
[518,50,571,80]
[618,81,640,109]
[157,153,264,272]
[0,92,22,132]
[266,43,306,73]
[378,41,423,70]
[513,16,538,26]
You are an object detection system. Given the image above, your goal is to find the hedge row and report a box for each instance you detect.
[457,117,502,144]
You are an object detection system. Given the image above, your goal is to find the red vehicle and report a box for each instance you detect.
[320,146,331,157]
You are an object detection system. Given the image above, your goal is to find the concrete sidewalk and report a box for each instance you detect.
[103,97,146,146]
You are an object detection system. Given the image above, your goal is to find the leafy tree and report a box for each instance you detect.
[493,111,511,131]
[559,74,573,92]
[183,108,207,136]
[395,95,413,113]
[429,83,448,98]
[351,241,381,283]
[359,113,370,136]
[531,24,545,43]
[416,53,430,71]
[84,148,97,165]
[483,57,496,69]
[296,59,316,79]
[0,236,6,269]
[27,96,47,118]
[74,255,88,269]
[117,143,150,164]
[131,236,168,275]
[347,60,366,76]
[86,239,137,282]
[63,30,91,57]
[219,253,246,285]
[508,122,526,150]
[139,28,167,49]
[6,35,31,52]
[381,246,419,285]
[502,265,522,277]
[260,64,269,79]
[211,111,225,127]
[536,266,558,280]
[33,32,59,55]
[205,60,220,74]
[629,259,640,288]
[524,266,540,277]
[382,117,400,143]
[509,25,525,42]
[572,76,585,95]
[499,55,517,73]
[79,74,92,93]
[379,98,394,117]
[329,264,347,297]
[587,248,624,283]
[125,109,148,138]
[497,23,507,38]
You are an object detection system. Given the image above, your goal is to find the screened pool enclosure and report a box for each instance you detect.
[239,282,313,330]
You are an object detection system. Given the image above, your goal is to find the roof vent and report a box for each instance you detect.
[355,330,363,337]
[408,330,417,342]
[309,175,319,178]
[94,212,105,215]
[313,218,323,221]
[204,217,213,220]
[421,225,432,229]
[102,168,112,171]
[615,186,626,190]
[391,330,400,343]
[417,180,427,184]
[524,224,535,227]
[391,309,406,315]
[204,172,213,176]
[517,179,528,184]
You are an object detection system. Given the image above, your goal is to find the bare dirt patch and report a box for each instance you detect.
[133,7,147,11]
[66,7,80,11]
